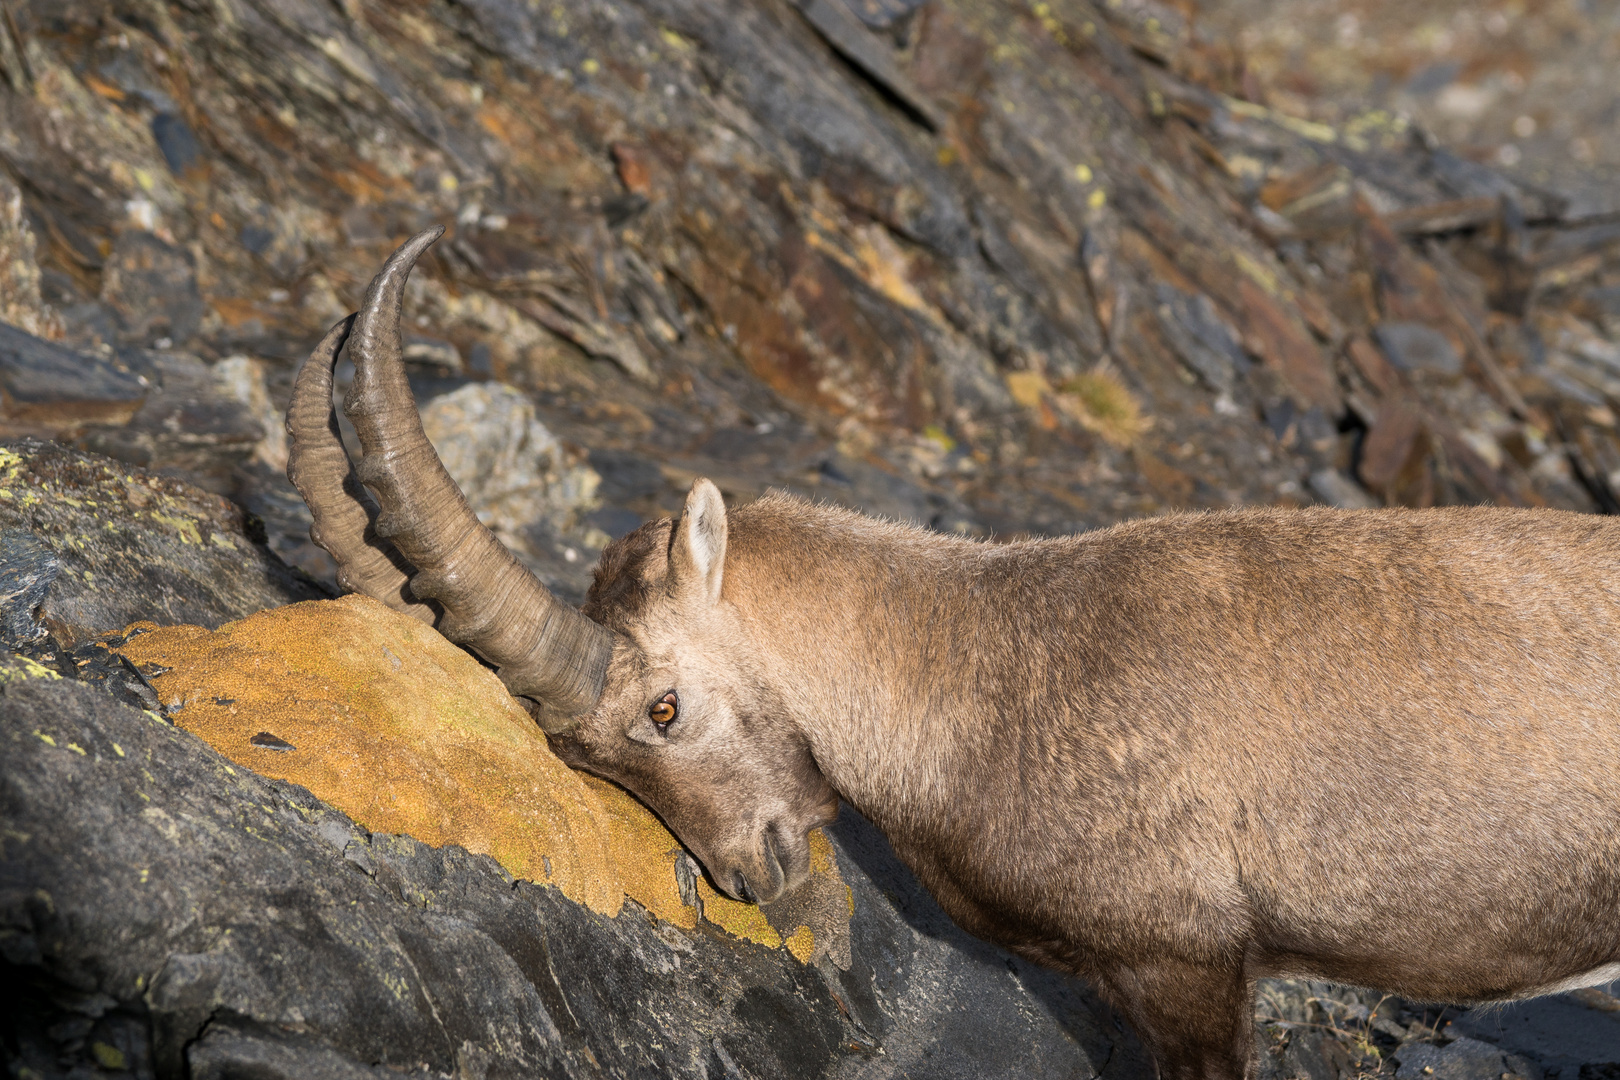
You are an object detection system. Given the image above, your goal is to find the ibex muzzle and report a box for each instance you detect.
[290,230,1620,1080]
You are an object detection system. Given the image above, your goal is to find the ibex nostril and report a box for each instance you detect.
[732,871,755,905]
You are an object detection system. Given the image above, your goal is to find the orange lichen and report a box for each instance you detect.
[784,926,816,964]
[697,878,783,948]
[112,595,851,963]
[116,595,634,916]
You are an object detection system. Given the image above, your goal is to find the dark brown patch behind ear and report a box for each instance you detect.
[585,519,673,631]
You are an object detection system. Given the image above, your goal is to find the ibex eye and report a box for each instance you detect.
[649,691,678,728]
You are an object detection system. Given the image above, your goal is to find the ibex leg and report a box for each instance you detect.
[1097,961,1254,1080]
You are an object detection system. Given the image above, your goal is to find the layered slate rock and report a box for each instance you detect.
[0,322,145,434]
[6,0,1618,539]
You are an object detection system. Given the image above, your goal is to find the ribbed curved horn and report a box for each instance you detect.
[286,314,438,624]
[343,226,614,727]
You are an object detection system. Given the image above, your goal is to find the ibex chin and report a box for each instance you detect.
[288,228,1620,1080]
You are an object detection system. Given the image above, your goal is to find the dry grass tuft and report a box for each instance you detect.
[1058,369,1151,447]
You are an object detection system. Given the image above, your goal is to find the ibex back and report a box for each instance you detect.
[289,230,1620,1080]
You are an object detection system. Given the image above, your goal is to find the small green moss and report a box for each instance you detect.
[91,1042,127,1070]
[3,657,62,682]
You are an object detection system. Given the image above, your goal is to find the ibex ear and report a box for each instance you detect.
[669,478,728,607]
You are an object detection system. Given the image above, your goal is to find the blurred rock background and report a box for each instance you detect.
[0,0,1615,605]
[2,0,1619,1075]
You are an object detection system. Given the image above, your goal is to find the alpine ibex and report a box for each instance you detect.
[288,228,1620,1080]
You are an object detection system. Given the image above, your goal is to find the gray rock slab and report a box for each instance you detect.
[98,230,204,347]
[1374,322,1464,378]
[0,319,147,433]
[1393,1035,1542,1080]
[0,440,328,646]
[1451,989,1620,1073]
[81,350,265,494]
[0,529,58,647]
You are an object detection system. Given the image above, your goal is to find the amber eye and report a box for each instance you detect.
[649,692,678,728]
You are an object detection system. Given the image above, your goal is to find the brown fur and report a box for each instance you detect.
[553,487,1620,1080]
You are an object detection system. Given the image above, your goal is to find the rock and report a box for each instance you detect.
[792,0,947,132]
[1374,323,1465,379]
[0,320,147,436]
[419,382,600,545]
[840,0,928,30]
[150,112,204,176]
[1358,401,1431,506]
[0,529,58,648]
[1277,1028,1355,1080]
[1448,983,1620,1075]
[3,0,1615,530]
[1155,284,1251,395]
[98,230,204,347]
[0,440,327,647]
[1309,468,1378,510]
[230,457,337,589]
[1393,1036,1543,1080]
[0,173,60,340]
[213,353,288,471]
[79,350,265,493]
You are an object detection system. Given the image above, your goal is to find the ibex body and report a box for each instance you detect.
[291,230,1620,1080]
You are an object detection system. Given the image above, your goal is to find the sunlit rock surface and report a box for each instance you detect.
[112,593,852,960]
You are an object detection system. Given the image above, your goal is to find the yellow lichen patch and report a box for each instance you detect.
[116,595,635,917]
[111,596,852,962]
[1,656,62,682]
[697,879,782,948]
[784,926,816,964]
[579,774,695,930]
[91,1042,127,1071]
[808,830,838,879]
[148,513,203,545]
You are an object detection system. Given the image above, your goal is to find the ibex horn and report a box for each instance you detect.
[290,227,614,729]
[287,313,439,624]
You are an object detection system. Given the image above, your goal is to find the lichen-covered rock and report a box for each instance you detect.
[111,593,852,963]
[0,440,327,647]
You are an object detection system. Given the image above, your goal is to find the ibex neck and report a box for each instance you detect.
[727,509,1009,839]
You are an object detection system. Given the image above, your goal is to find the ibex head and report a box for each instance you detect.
[287,229,836,904]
